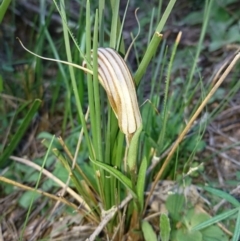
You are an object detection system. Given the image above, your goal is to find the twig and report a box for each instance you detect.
[0,223,3,241]
[207,125,240,147]
[206,146,240,167]
[86,194,133,241]
[143,211,163,221]
[215,105,240,121]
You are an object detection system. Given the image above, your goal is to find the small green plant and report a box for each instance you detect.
[181,0,240,52]
[142,213,171,241]
[166,194,228,241]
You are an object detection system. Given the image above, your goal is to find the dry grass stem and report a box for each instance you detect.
[0,176,78,211]
[8,155,91,211]
[124,8,140,61]
[86,194,133,241]
[50,108,90,216]
[144,51,240,213]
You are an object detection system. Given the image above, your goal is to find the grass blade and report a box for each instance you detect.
[160,213,171,241]
[59,0,94,159]
[136,156,147,212]
[232,209,240,241]
[204,186,240,208]
[90,157,136,198]
[20,134,55,241]
[134,0,176,85]
[191,208,238,231]
[0,99,41,168]
[0,0,11,23]
[109,0,119,48]
[127,124,143,171]
[142,221,158,241]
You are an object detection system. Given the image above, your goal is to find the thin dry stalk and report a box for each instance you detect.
[8,156,91,212]
[50,108,90,216]
[0,176,78,211]
[86,194,133,241]
[144,51,240,213]
[0,223,3,241]
[207,145,240,167]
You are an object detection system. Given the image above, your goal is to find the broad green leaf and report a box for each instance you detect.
[185,137,206,152]
[136,156,147,211]
[183,208,228,241]
[52,162,69,185]
[181,10,204,25]
[166,194,185,221]
[19,191,41,209]
[142,221,158,241]
[201,225,228,241]
[160,213,171,241]
[0,99,42,168]
[90,158,136,198]
[176,229,202,241]
[185,209,210,228]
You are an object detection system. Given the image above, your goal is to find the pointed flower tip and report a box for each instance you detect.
[83,47,142,137]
